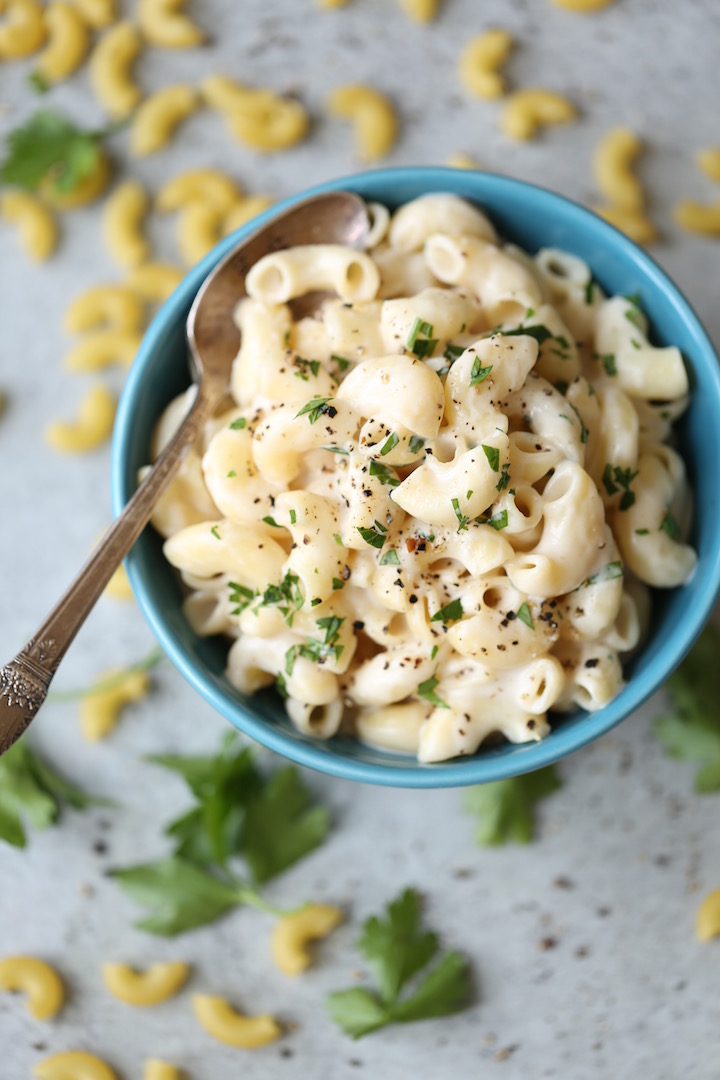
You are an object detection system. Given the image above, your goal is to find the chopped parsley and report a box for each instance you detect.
[635,528,650,536]
[408,435,425,454]
[379,548,401,566]
[470,358,492,386]
[659,510,681,540]
[451,497,469,532]
[332,577,346,590]
[380,431,399,456]
[555,379,569,396]
[407,318,438,359]
[294,357,321,380]
[585,561,623,586]
[624,297,643,330]
[516,602,534,630]
[210,525,221,540]
[358,521,387,549]
[333,533,344,546]
[443,343,465,364]
[599,353,617,376]
[321,445,349,455]
[259,571,304,625]
[295,396,336,424]
[482,444,500,472]
[480,509,509,531]
[289,509,297,525]
[285,616,346,675]
[430,599,463,625]
[602,464,638,510]
[229,416,247,429]
[498,324,553,345]
[227,470,237,478]
[262,515,280,528]
[496,462,511,492]
[369,460,400,487]
[584,279,595,305]
[417,674,449,709]
[566,401,588,444]
[331,353,351,372]
[228,582,256,615]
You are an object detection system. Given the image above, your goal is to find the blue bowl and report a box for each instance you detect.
[112,167,720,787]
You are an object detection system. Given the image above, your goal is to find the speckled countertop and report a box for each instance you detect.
[1,2,719,1078]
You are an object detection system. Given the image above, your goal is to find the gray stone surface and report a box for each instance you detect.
[0,1,719,1077]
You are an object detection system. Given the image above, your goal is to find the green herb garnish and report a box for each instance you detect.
[379,548,400,566]
[516,602,534,629]
[482,444,500,472]
[463,766,562,845]
[430,599,463,625]
[327,887,472,1039]
[295,396,336,424]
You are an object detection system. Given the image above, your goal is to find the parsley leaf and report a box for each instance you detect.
[331,353,351,372]
[114,737,330,934]
[295,396,336,424]
[242,766,331,884]
[406,318,438,359]
[659,510,681,540]
[0,740,105,849]
[498,324,553,345]
[285,616,346,673]
[599,353,617,376]
[228,582,256,616]
[380,431,399,456]
[111,857,242,936]
[369,460,400,487]
[379,548,400,566]
[496,462,511,491]
[229,417,247,430]
[451,497,469,532]
[516,602,534,629]
[469,358,492,386]
[654,623,720,793]
[417,675,449,709]
[327,887,472,1038]
[602,464,638,510]
[584,561,623,586]
[408,435,425,454]
[463,766,562,845]
[1,109,112,194]
[357,522,387,549]
[430,599,463,625]
[482,444,500,472]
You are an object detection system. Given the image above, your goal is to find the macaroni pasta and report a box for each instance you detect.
[151,193,696,762]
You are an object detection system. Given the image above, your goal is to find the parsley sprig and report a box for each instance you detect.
[654,623,720,792]
[285,616,346,675]
[602,464,639,510]
[295,396,336,424]
[407,318,438,359]
[112,736,330,934]
[0,740,107,849]
[327,887,472,1038]
[463,766,562,845]
[1,109,118,194]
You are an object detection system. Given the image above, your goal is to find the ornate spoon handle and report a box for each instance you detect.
[0,390,214,757]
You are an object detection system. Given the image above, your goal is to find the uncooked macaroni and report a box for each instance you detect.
[150,193,696,763]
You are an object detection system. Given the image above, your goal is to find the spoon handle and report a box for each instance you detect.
[0,387,214,757]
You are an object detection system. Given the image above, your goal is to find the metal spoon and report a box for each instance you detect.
[0,190,369,757]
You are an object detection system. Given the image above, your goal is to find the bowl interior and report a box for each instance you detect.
[112,167,720,787]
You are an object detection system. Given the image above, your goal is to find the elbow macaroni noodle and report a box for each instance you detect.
[89,20,143,117]
[130,84,199,156]
[102,961,189,1005]
[33,1051,118,1080]
[0,956,65,1020]
[0,191,58,262]
[500,88,577,141]
[271,903,344,976]
[103,180,151,268]
[150,193,696,762]
[458,29,513,100]
[0,0,46,58]
[192,993,282,1048]
[137,0,204,47]
[35,1,90,83]
[45,384,116,453]
[326,83,398,160]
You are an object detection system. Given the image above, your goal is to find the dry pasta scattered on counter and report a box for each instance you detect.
[144,192,696,763]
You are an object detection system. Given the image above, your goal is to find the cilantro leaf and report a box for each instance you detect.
[1,110,107,194]
[463,766,562,845]
[242,766,331,884]
[654,623,720,792]
[0,740,105,849]
[111,856,241,936]
[327,887,472,1039]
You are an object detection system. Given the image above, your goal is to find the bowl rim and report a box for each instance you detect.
[112,165,720,787]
